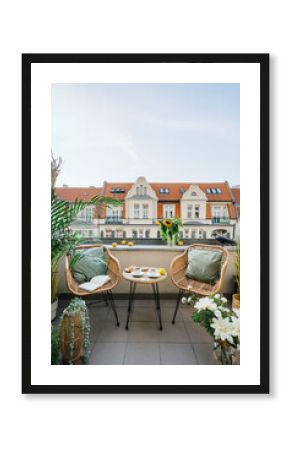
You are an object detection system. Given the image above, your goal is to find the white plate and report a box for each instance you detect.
[132,273,143,277]
[147,273,160,278]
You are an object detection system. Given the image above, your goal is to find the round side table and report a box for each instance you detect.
[122,270,167,330]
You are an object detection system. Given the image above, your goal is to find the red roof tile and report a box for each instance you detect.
[232,187,240,205]
[151,182,232,201]
[227,203,236,219]
[103,181,232,201]
[55,187,102,202]
[58,182,235,204]
[102,183,133,200]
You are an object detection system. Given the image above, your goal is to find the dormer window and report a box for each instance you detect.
[191,191,197,196]
[160,188,170,194]
[110,187,125,194]
[206,188,222,195]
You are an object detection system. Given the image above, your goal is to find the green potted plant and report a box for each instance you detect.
[51,153,120,320]
[184,293,240,364]
[232,239,240,309]
[158,217,182,246]
[51,325,61,364]
[59,297,90,364]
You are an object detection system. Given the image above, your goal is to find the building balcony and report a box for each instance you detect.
[72,218,94,225]
[105,218,124,224]
[211,218,231,224]
[55,243,238,365]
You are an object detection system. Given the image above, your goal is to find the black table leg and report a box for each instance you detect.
[125,282,136,330]
[152,283,162,330]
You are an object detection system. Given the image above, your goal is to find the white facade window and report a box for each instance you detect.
[112,209,118,219]
[77,205,95,222]
[184,229,189,238]
[163,204,175,218]
[144,187,147,195]
[132,229,138,238]
[139,229,144,238]
[195,206,200,218]
[187,205,192,219]
[116,230,123,238]
[191,230,196,239]
[199,229,206,239]
[214,207,221,217]
[106,206,121,222]
[134,204,140,219]
[142,204,149,219]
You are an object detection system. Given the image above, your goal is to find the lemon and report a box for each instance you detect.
[112,242,118,248]
[128,241,134,247]
[178,241,184,246]
[159,268,166,276]
[121,240,127,245]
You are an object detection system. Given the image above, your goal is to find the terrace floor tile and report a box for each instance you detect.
[88,342,126,365]
[124,342,161,365]
[160,322,190,343]
[97,322,129,343]
[193,343,219,365]
[160,343,198,365]
[184,323,214,344]
[127,322,161,342]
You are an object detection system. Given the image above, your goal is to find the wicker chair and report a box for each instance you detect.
[64,244,121,326]
[170,243,229,323]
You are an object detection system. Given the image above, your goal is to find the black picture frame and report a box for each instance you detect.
[22,53,269,394]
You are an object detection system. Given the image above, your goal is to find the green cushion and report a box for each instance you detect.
[72,247,108,283]
[185,248,223,285]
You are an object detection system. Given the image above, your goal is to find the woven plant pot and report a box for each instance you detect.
[232,293,240,309]
[60,312,84,364]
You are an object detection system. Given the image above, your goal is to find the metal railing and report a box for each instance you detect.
[211,218,231,224]
[105,218,123,224]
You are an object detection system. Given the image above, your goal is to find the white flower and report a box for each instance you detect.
[195,296,217,312]
[188,298,195,306]
[181,297,188,304]
[231,315,240,338]
[233,308,240,318]
[220,306,230,313]
[214,309,222,319]
[214,294,221,300]
[221,297,228,303]
[210,317,235,344]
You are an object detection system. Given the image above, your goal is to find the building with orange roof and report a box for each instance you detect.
[97,176,239,240]
[55,178,239,241]
[55,186,102,239]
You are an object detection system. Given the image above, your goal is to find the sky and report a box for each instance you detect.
[51,83,240,187]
